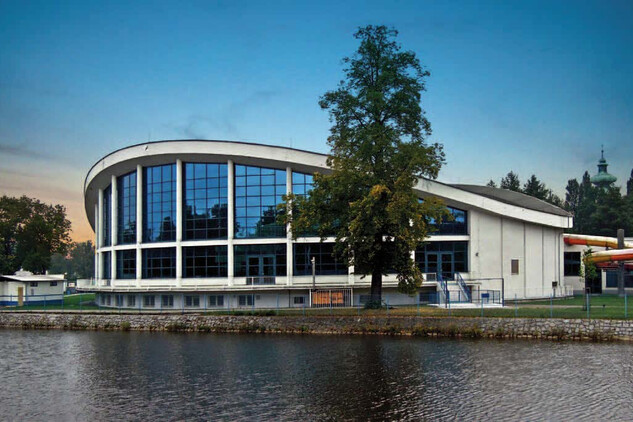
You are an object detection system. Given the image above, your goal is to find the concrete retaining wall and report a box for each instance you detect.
[1,312,631,341]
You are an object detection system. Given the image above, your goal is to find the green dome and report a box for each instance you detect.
[591,148,617,187]
[590,172,617,184]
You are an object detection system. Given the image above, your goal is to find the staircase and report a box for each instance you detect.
[432,273,472,306]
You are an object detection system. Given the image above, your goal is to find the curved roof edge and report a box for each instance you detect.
[84,140,572,230]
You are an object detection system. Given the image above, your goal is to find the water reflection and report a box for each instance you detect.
[1,331,632,421]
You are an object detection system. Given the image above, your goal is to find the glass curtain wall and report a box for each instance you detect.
[234,244,286,277]
[415,241,468,280]
[142,248,176,279]
[294,243,347,275]
[102,251,111,280]
[116,249,136,279]
[143,164,176,242]
[117,172,137,244]
[103,185,111,246]
[183,246,228,278]
[184,163,228,240]
[291,172,319,236]
[235,165,286,238]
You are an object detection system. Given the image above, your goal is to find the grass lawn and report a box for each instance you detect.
[6,293,98,311]
[201,295,633,320]
[4,294,632,320]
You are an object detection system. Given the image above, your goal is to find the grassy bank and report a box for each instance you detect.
[4,294,633,320]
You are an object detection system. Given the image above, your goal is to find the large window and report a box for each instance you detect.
[415,241,468,280]
[144,164,176,242]
[102,251,111,280]
[184,163,228,240]
[564,252,581,277]
[429,205,467,235]
[117,171,137,244]
[292,172,313,198]
[235,165,286,238]
[294,243,347,275]
[103,185,111,246]
[183,246,228,278]
[291,171,320,236]
[606,271,633,288]
[116,249,136,279]
[234,244,286,277]
[142,248,176,279]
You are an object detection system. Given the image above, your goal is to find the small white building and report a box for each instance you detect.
[0,271,65,306]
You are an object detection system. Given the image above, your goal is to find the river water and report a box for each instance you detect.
[1,330,632,421]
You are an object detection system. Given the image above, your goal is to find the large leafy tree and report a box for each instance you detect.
[284,25,447,305]
[0,195,72,274]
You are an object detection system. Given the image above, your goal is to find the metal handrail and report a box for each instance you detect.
[437,273,449,306]
[455,273,471,302]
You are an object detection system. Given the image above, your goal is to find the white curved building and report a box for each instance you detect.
[83,140,573,309]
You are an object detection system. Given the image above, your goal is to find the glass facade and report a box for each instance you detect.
[235,165,286,238]
[142,248,176,279]
[415,241,468,280]
[234,244,286,277]
[294,243,347,275]
[102,251,111,280]
[429,205,467,235]
[102,185,111,246]
[292,172,313,198]
[291,171,320,236]
[144,164,176,242]
[182,245,228,278]
[184,163,228,240]
[117,171,137,244]
[96,160,477,286]
[116,249,136,279]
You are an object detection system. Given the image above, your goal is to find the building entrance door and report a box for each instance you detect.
[427,252,454,280]
[247,255,276,278]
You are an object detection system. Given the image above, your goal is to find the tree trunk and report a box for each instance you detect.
[370,268,383,306]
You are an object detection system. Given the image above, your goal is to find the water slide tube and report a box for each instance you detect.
[563,234,633,265]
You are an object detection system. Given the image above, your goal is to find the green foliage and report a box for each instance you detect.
[0,195,72,274]
[580,248,598,281]
[48,241,95,279]
[566,170,633,236]
[282,26,447,301]
[500,171,521,191]
[495,171,562,206]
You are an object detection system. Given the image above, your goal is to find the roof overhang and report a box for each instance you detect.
[84,140,572,231]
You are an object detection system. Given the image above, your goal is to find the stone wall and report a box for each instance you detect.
[0,312,631,341]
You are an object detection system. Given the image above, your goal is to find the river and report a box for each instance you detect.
[1,330,631,421]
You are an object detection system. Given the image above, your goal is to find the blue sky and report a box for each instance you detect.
[1,0,632,240]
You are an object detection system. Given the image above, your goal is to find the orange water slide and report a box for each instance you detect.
[563,234,633,249]
[563,234,633,264]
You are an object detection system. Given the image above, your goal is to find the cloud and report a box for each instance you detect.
[172,90,280,139]
[0,142,56,160]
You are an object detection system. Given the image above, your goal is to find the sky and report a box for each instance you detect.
[1,0,632,242]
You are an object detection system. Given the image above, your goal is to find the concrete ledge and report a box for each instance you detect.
[0,312,630,342]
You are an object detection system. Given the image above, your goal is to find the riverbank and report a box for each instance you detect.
[2,312,633,341]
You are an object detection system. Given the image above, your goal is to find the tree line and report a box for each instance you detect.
[489,169,633,236]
